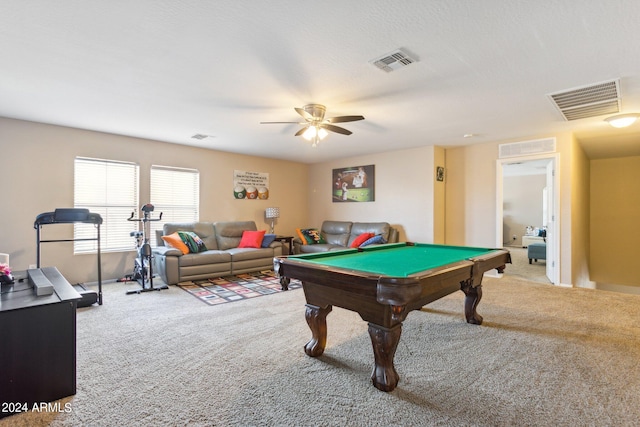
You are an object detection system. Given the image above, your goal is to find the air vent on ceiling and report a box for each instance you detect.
[370,48,418,72]
[548,79,620,121]
[499,138,556,158]
[191,134,212,140]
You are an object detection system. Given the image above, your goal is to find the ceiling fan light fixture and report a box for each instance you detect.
[302,126,317,141]
[302,125,328,142]
[605,113,639,128]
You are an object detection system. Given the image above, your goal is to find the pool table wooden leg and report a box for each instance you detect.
[279,276,290,291]
[304,304,332,357]
[460,280,483,325]
[368,323,401,392]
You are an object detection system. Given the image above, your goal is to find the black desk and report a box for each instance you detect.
[0,267,81,418]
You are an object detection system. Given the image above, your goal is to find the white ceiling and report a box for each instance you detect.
[2,0,640,164]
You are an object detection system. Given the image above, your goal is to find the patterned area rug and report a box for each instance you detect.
[177,270,301,305]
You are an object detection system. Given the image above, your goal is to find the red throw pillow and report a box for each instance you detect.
[238,230,266,248]
[350,232,375,248]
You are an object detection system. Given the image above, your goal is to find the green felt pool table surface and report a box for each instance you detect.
[289,242,500,277]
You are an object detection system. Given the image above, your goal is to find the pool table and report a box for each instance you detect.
[274,242,511,392]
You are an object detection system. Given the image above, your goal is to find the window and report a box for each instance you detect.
[74,157,139,253]
[150,165,200,245]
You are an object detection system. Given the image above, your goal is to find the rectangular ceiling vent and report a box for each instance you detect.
[548,79,620,121]
[370,48,418,73]
[499,138,556,159]
[191,134,211,140]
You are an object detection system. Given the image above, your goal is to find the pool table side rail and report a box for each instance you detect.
[274,257,476,327]
[275,256,382,297]
[377,260,476,308]
[275,255,479,306]
[361,241,503,253]
[468,249,512,286]
[274,245,511,302]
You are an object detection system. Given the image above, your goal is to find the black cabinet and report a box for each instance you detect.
[0,267,80,418]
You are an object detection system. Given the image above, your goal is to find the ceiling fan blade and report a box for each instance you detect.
[295,107,314,122]
[294,126,309,136]
[326,115,365,123]
[260,121,303,124]
[321,123,353,136]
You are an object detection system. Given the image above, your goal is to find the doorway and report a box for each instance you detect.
[496,153,560,285]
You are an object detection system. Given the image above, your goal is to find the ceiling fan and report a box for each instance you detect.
[260,104,364,147]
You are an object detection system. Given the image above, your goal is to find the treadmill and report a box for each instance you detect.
[34,208,103,307]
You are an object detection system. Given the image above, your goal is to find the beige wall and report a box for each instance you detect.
[443,146,466,246]
[307,145,437,242]
[433,146,446,244]
[445,133,575,285]
[570,137,594,289]
[503,174,546,245]
[590,155,640,289]
[1,117,308,284]
[445,142,501,247]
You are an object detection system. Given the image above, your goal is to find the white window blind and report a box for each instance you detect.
[150,165,200,245]
[74,157,140,253]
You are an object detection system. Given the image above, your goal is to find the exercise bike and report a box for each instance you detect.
[125,204,168,294]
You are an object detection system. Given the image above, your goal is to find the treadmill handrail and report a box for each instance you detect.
[34,208,103,228]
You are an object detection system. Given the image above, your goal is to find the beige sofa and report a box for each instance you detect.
[153,221,283,285]
[293,220,398,254]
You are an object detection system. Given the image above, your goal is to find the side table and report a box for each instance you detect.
[274,235,294,255]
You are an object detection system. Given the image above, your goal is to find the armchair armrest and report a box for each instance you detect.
[268,240,284,256]
[388,227,399,243]
[292,237,304,254]
[152,246,183,257]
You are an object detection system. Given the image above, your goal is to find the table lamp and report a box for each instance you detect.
[265,207,280,234]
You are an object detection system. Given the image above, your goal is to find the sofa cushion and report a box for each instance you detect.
[298,244,345,253]
[348,222,390,246]
[226,247,275,261]
[178,250,231,267]
[296,228,327,244]
[238,230,265,248]
[360,234,387,247]
[321,221,352,246]
[178,231,208,253]
[163,222,218,250]
[350,232,375,248]
[161,232,190,254]
[214,221,257,250]
[261,233,276,247]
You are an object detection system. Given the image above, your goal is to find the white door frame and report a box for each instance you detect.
[496,153,560,285]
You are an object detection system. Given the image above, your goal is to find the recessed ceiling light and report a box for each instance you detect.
[463,133,475,138]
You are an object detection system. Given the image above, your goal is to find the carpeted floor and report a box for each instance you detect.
[3,274,640,426]
[503,245,551,284]
[177,271,301,305]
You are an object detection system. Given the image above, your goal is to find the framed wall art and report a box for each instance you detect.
[332,164,375,202]
[233,170,270,199]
